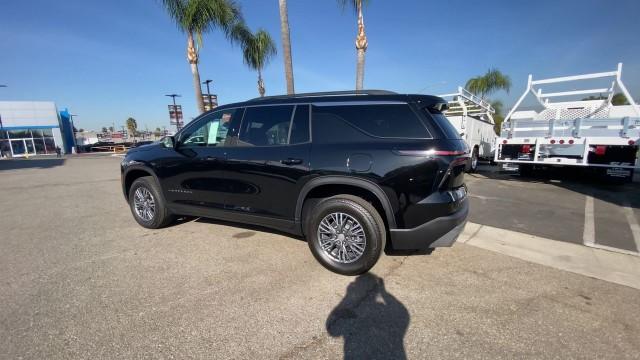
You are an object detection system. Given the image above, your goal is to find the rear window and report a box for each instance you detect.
[425,109,461,139]
[313,104,431,139]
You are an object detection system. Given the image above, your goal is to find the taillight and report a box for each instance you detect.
[550,139,556,144]
[521,145,531,153]
[568,139,574,144]
[559,139,565,144]
[595,145,607,156]
[630,140,636,145]
[502,140,508,144]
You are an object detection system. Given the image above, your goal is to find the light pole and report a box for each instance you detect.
[0,85,6,158]
[165,94,182,131]
[202,80,213,111]
[70,114,79,153]
[0,85,6,131]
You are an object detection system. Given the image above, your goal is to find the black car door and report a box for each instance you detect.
[223,104,311,227]
[159,108,243,215]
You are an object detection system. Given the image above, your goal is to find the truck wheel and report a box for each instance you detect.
[519,164,534,177]
[305,195,386,276]
[128,176,175,229]
[468,147,479,173]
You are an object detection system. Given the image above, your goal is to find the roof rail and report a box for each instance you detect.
[249,90,397,101]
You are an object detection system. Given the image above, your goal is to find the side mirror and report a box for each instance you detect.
[161,136,175,148]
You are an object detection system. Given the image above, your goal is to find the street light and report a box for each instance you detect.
[0,85,6,152]
[165,94,182,131]
[70,114,79,153]
[202,80,213,111]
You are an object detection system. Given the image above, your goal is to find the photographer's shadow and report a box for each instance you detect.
[326,273,409,360]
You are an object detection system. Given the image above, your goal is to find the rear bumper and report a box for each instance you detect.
[389,199,468,250]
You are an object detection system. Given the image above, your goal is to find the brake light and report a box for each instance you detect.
[568,139,574,144]
[595,145,607,156]
[550,139,556,144]
[630,140,636,146]
[502,140,508,144]
[559,139,565,144]
[521,145,531,153]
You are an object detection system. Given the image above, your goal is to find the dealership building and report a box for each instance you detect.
[0,101,75,157]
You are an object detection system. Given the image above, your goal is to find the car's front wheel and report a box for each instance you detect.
[128,176,174,229]
[305,195,386,275]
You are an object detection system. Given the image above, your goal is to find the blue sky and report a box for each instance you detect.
[1,0,639,131]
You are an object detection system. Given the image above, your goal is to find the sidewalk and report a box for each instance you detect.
[459,222,640,289]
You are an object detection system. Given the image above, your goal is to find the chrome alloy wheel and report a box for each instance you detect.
[133,187,155,222]
[317,212,366,263]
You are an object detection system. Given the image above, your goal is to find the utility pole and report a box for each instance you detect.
[202,79,213,111]
[165,94,182,131]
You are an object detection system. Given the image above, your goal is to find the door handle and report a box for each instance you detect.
[204,156,220,161]
[280,158,303,165]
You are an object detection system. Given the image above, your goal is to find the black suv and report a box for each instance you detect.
[121,90,469,275]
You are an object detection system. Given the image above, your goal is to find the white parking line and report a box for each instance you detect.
[583,195,595,246]
[622,204,640,253]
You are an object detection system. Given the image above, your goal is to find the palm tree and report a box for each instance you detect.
[160,0,246,113]
[278,0,295,94]
[126,117,138,141]
[338,0,370,90]
[491,100,504,135]
[242,29,277,97]
[465,68,511,99]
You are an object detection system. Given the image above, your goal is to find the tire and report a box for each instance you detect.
[305,195,386,276]
[468,147,479,173]
[128,176,174,229]
[519,164,534,177]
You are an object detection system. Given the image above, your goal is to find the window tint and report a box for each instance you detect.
[180,108,240,147]
[313,104,431,139]
[239,105,294,146]
[312,107,370,144]
[290,105,310,144]
[425,109,461,139]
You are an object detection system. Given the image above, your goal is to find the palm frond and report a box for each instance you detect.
[465,68,511,97]
[242,29,277,71]
[337,0,370,14]
[160,0,246,46]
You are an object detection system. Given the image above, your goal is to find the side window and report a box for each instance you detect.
[290,105,310,144]
[239,105,294,146]
[425,108,461,139]
[180,108,241,147]
[312,106,370,144]
[313,104,431,139]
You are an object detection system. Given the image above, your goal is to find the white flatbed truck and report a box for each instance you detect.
[440,87,497,172]
[494,63,640,182]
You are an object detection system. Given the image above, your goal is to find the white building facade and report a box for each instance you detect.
[0,101,66,157]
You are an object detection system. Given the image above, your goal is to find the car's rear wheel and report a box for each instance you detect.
[129,176,174,229]
[305,195,385,275]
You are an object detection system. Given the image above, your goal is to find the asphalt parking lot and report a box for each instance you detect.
[1,156,640,359]
[467,164,640,254]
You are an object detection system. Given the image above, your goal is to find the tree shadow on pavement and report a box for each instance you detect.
[0,158,66,171]
[326,273,409,360]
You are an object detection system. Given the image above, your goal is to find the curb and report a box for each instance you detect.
[458,222,640,290]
